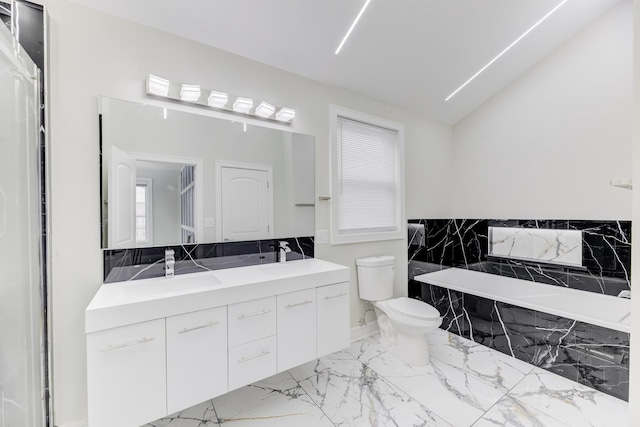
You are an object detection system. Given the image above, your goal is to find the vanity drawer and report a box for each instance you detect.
[228,335,277,390]
[228,296,276,346]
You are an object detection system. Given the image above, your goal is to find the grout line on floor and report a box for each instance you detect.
[285,370,338,427]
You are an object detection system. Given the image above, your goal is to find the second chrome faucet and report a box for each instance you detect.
[278,241,291,263]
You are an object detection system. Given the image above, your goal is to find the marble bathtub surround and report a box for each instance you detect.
[408,219,631,296]
[103,236,314,283]
[407,222,425,247]
[414,268,630,333]
[144,329,628,427]
[489,226,582,267]
[408,219,487,268]
[412,281,630,401]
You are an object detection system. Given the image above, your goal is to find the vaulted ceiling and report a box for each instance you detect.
[68,0,623,124]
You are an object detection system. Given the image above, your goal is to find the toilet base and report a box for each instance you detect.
[374,307,432,366]
[392,332,430,366]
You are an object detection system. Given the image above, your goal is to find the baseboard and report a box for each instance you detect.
[56,418,87,427]
[350,321,379,342]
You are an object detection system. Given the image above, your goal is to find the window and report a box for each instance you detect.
[330,105,404,244]
[135,178,153,245]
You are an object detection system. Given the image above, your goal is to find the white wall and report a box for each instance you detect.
[451,1,633,220]
[41,0,452,424]
[405,121,454,219]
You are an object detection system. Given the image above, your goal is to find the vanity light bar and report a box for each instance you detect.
[145,74,295,124]
[180,84,201,102]
[207,91,228,108]
[233,97,254,114]
[275,107,295,123]
[147,74,170,97]
[254,101,275,118]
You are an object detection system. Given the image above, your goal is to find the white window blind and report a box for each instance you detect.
[135,185,148,241]
[135,178,153,245]
[336,116,399,235]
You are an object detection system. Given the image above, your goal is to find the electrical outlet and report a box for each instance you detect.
[316,229,329,244]
[204,218,215,227]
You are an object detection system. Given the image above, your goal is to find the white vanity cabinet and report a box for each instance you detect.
[228,296,276,346]
[86,259,350,427]
[166,307,228,414]
[277,288,317,371]
[317,282,350,357]
[228,335,277,390]
[86,318,166,427]
[227,297,277,390]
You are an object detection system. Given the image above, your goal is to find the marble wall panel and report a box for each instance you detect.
[408,219,631,296]
[103,236,314,283]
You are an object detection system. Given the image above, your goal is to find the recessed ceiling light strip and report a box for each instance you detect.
[445,0,568,101]
[335,0,372,55]
[145,74,295,123]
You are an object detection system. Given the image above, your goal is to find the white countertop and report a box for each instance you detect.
[415,268,631,334]
[86,259,350,334]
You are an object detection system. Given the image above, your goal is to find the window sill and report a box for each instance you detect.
[330,230,404,245]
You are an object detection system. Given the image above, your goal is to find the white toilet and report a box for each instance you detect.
[356,255,442,366]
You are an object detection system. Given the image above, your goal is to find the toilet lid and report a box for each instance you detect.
[386,297,440,320]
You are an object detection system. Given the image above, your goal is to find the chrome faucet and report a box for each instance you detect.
[165,249,175,277]
[278,241,291,263]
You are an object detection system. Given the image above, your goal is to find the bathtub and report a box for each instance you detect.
[413,267,631,400]
[414,267,631,333]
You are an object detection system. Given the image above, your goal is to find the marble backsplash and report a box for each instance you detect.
[408,219,631,296]
[103,236,314,283]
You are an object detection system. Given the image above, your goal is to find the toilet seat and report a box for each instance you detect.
[385,297,440,321]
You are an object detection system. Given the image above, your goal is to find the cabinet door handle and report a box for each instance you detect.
[177,321,219,334]
[98,337,154,352]
[285,300,314,309]
[324,292,347,300]
[237,309,272,320]
[238,350,271,364]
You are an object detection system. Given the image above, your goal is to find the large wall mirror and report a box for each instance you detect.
[99,97,315,249]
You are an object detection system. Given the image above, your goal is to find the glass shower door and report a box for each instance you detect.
[0,21,46,427]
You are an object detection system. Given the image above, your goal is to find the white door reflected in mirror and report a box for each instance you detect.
[217,162,273,242]
[108,146,136,249]
[106,145,202,248]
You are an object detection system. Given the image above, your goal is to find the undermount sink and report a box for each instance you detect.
[257,261,315,277]
[123,273,221,298]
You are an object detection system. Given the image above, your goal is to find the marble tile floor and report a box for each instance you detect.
[145,329,628,427]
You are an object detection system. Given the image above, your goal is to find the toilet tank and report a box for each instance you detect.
[356,256,395,301]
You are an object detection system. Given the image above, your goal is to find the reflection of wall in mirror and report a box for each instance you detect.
[291,134,315,236]
[137,166,181,246]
